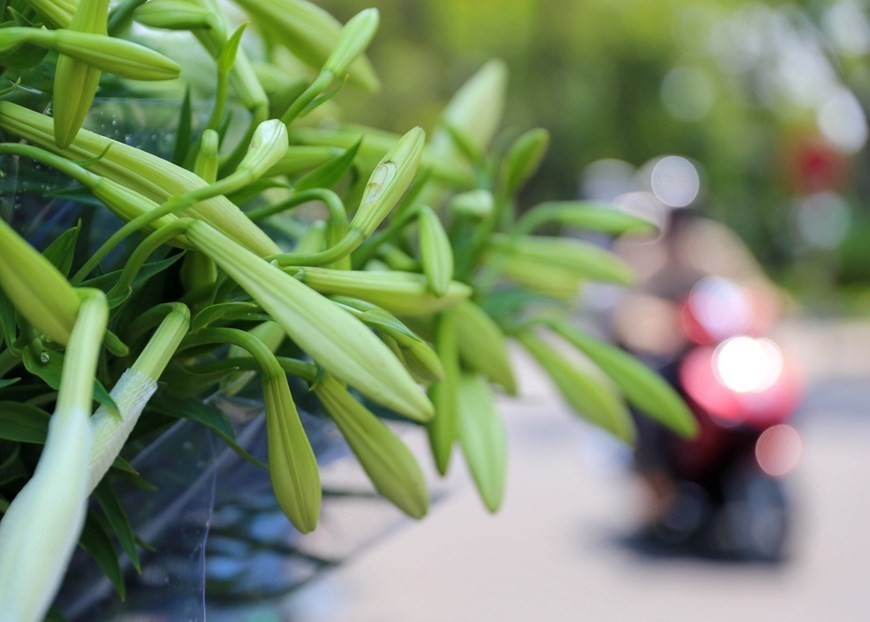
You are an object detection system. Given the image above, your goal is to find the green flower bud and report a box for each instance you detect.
[499,128,549,195]
[416,206,453,297]
[457,373,507,513]
[236,119,289,180]
[350,126,425,238]
[293,267,471,316]
[546,318,698,439]
[89,305,190,491]
[28,0,76,28]
[1,27,181,80]
[490,234,636,285]
[135,0,218,31]
[323,8,379,78]
[430,59,508,160]
[0,291,107,622]
[0,102,279,256]
[516,329,635,443]
[194,129,220,184]
[427,310,459,475]
[453,301,516,395]
[184,221,433,422]
[263,372,321,533]
[314,375,429,518]
[515,201,657,236]
[0,218,80,344]
[52,0,110,148]
[232,0,379,91]
[449,189,494,219]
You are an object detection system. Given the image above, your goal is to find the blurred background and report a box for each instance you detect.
[241,0,870,620]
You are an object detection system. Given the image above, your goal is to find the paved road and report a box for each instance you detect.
[275,320,870,622]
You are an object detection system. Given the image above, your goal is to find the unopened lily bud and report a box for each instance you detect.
[516,329,635,443]
[0,102,278,256]
[323,8,379,78]
[315,375,429,518]
[263,372,321,533]
[135,0,218,30]
[515,200,656,236]
[184,220,433,422]
[53,0,109,148]
[194,129,220,183]
[490,234,636,285]
[449,189,494,219]
[28,0,76,28]
[0,218,80,344]
[89,304,190,491]
[456,373,507,513]
[453,301,516,395]
[294,267,471,316]
[349,126,425,238]
[546,318,698,439]
[417,206,453,297]
[5,27,181,80]
[0,291,107,622]
[500,128,549,195]
[427,310,460,475]
[236,119,289,179]
[430,59,508,160]
[232,0,379,91]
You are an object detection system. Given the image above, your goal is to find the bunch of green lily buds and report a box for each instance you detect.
[0,0,697,619]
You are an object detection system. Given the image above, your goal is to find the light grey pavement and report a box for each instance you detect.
[279,318,870,622]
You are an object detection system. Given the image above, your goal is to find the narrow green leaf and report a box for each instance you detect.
[0,378,20,390]
[547,319,698,438]
[0,401,49,443]
[148,395,268,469]
[0,445,28,486]
[94,481,141,572]
[41,223,81,277]
[80,513,126,601]
[456,373,507,513]
[21,347,119,415]
[171,87,193,165]
[295,139,361,192]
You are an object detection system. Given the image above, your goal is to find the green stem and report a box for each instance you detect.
[55,289,108,414]
[280,71,333,126]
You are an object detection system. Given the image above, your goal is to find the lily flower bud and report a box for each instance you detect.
[456,373,507,513]
[184,220,433,422]
[0,291,107,622]
[427,310,460,475]
[293,267,471,316]
[0,218,80,344]
[499,128,549,195]
[314,375,429,518]
[349,126,425,239]
[453,301,516,395]
[0,102,278,256]
[194,129,220,184]
[53,0,110,148]
[263,372,321,532]
[28,0,76,28]
[232,0,379,91]
[430,59,508,161]
[0,27,181,80]
[516,329,635,443]
[323,8,379,78]
[134,0,218,31]
[236,119,289,180]
[416,206,453,297]
[449,189,494,219]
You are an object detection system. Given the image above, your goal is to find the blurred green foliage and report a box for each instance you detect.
[318,0,870,294]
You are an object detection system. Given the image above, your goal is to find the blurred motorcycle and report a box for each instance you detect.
[627,275,803,561]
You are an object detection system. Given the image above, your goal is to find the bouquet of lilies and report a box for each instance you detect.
[0,0,696,619]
